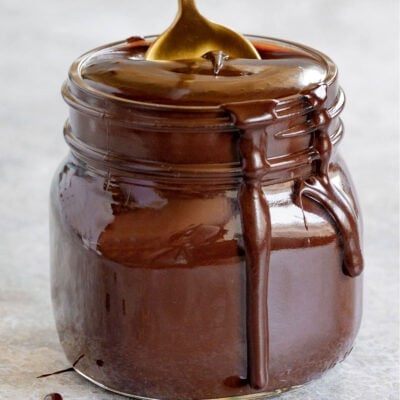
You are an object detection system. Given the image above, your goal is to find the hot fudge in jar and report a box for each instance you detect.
[50,7,363,399]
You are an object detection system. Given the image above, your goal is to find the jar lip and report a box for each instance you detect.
[66,35,338,113]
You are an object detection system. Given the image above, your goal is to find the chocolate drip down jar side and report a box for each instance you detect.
[50,36,364,400]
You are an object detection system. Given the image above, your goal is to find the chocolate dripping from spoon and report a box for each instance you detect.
[202,50,230,75]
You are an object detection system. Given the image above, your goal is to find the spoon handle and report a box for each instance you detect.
[178,0,199,14]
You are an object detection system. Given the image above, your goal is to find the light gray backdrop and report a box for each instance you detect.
[0,0,399,399]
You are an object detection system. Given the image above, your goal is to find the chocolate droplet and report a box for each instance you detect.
[202,50,230,75]
[44,394,63,400]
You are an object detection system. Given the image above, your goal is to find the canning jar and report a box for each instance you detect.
[50,35,363,399]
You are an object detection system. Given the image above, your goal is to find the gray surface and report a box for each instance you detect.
[0,0,399,399]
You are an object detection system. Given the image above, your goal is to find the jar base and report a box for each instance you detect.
[74,367,304,400]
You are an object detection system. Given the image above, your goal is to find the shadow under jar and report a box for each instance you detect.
[50,36,364,400]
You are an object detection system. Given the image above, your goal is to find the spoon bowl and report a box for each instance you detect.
[145,0,261,61]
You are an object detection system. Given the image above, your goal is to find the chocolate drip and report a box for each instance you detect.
[298,86,363,277]
[202,50,230,75]
[36,354,84,379]
[224,100,277,390]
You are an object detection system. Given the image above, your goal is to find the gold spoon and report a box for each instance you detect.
[145,0,260,61]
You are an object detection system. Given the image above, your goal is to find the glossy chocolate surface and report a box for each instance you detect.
[51,36,363,399]
[79,37,326,106]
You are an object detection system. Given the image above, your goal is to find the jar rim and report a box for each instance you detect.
[65,35,338,113]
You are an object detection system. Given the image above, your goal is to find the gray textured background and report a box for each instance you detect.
[0,0,399,399]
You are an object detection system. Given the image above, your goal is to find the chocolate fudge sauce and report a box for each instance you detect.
[51,36,363,399]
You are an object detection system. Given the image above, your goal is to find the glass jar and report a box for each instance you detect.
[50,36,363,399]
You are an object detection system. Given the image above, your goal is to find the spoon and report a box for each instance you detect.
[145,0,260,61]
